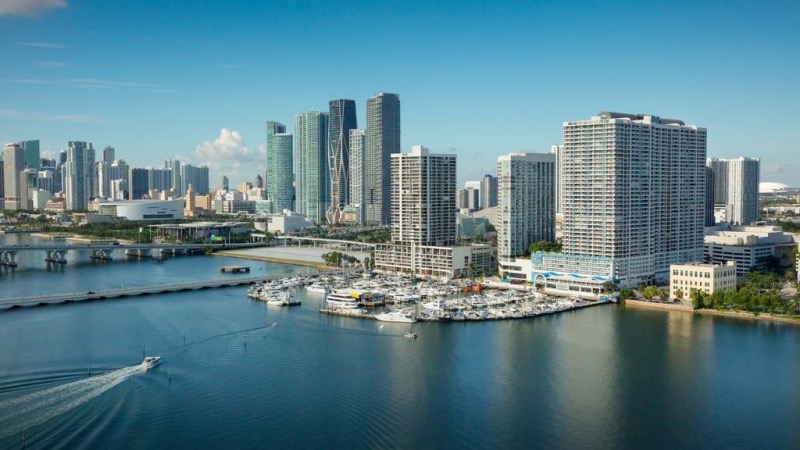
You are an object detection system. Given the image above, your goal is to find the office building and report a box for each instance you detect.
[480,173,498,210]
[182,164,210,195]
[266,121,294,213]
[165,159,181,193]
[726,157,760,225]
[148,168,173,192]
[128,168,149,200]
[103,146,115,164]
[704,225,796,276]
[550,145,563,212]
[328,99,357,223]
[254,174,263,189]
[65,141,95,211]
[22,140,40,170]
[3,143,25,209]
[295,111,329,223]
[669,261,737,302]
[348,129,367,223]
[530,112,707,292]
[707,158,729,204]
[497,153,555,265]
[365,92,400,224]
[456,188,469,210]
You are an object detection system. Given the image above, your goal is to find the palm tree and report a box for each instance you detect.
[675,288,684,302]
[643,285,658,300]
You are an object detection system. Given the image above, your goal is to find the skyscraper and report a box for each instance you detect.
[266,121,294,213]
[480,174,498,210]
[327,99,357,223]
[726,157,760,225]
[103,146,115,164]
[165,159,181,193]
[3,143,25,210]
[65,141,95,210]
[532,112,707,289]
[295,111,329,223]
[365,92,400,225]
[497,153,555,262]
[128,168,149,200]
[348,129,366,223]
[390,145,456,246]
[182,165,209,195]
[22,140,40,170]
[148,167,173,192]
[707,158,729,204]
[705,166,715,226]
[549,145,563,213]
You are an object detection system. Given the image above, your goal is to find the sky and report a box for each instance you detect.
[1,0,798,187]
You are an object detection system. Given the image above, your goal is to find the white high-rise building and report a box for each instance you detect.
[65,141,95,211]
[348,129,366,223]
[390,145,456,246]
[550,145,563,213]
[726,157,760,225]
[295,111,329,223]
[531,112,707,291]
[497,153,555,263]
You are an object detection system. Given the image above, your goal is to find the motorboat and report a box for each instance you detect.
[305,284,330,294]
[374,310,417,323]
[142,356,161,370]
[403,332,417,339]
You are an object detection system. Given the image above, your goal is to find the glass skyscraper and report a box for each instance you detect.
[327,99,357,223]
[295,112,329,223]
[266,121,294,213]
[365,92,400,225]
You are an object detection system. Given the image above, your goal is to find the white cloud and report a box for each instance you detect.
[38,60,68,68]
[0,0,67,17]
[194,129,266,184]
[14,41,67,48]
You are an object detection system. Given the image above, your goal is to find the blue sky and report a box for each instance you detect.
[1,0,798,186]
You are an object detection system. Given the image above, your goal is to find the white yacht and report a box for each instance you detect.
[325,292,362,309]
[142,356,161,370]
[374,310,417,323]
[305,284,330,294]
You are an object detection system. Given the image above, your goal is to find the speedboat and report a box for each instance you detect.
[142,356,161,370]
[305,284,330,294]
[403,332,417,339]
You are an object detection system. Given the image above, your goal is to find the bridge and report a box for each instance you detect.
[0,268,355,310]
[0,242,266,267]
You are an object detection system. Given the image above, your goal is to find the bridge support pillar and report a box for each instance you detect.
[46,249,68,263]
[125,248,152,258]
[0,251,18,267]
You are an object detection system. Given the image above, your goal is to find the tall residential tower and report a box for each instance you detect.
[295,111,329,223]
[266,121,294,213]
[365,92,400,225]
[327,99,357,223]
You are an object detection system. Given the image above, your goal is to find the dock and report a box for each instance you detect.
[220,265,251,273]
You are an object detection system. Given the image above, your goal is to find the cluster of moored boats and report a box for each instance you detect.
[247,272,595,322]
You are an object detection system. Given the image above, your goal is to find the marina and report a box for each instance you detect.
[248,271,606,323]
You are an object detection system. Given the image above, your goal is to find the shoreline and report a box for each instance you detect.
[625,298,800,326]
[215,250,333,269]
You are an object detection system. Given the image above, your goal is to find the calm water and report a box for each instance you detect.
[0,234,799,449]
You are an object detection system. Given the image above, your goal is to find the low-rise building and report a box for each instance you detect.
[670,261,737,302]
[704,225,797,276]
[255,212,313,235]
[374,243,492,279]
[96,199,184,221]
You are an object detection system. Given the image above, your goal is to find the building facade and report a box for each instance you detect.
[531,112,707,290]
[295,112,329,223]
[128,168,149,200]
[348,129,367,224]
[3,143,25,210]
[497,152,555,265]
[726,157,760,225]
[266,121,294,213]
[365,92,400,225]
[704,225,796,276]
[65,141,95,211]
[670,261,737,302]
[480,173,498,210]
[22,140,40,170]
[327,99,357,223]
[707,158,729,205]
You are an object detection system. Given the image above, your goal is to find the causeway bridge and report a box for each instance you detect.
[0,242,265,267]
[0,268,355,310]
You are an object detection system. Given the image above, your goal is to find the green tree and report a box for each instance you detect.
[642,285,658,300]
[675,288,684,302]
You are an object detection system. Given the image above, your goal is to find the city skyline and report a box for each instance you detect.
[1,1,798,186]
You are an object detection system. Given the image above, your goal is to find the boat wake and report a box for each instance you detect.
[0,364,144,439]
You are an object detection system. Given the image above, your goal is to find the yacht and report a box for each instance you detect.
[305,284,330,294]
[142,356,161,370]
[267,292,300,306]
[325,292,363,309]
[374,310,417,323]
